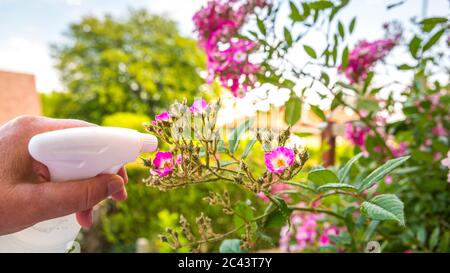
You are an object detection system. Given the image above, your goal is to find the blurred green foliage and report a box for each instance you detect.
[43,9,206,124]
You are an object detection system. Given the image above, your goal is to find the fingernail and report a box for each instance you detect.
[108,177,124,196]
[113,188,128,201]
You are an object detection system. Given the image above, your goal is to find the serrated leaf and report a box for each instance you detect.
[337,153,362,182]
[310,105,326,121]
[284,95,302,125]
[284,27,292,47]
[318,183,358,192]
[267,195,292,226]
[361,194,405,226]
[349,17,356,33]
[228,118,254,154]
[239,139,255,161]
[423,29,445,52]
[219,239,246,253]
[308,169,339,185]
[303,45,317,59]
[358,156,410,191]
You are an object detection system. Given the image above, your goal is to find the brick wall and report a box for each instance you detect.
[0,70,42,125]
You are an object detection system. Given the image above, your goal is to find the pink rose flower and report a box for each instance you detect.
[189,99,208,114]
[150,151,174,177]
[264,146,295,173]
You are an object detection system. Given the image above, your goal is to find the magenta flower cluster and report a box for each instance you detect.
[279,207,345,252]
[193,0,269,97]
[340,38,397,83]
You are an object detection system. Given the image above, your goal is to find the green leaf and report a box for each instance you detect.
[341,46,349,69]
[363,220,380,241]
[318,183,358,192]
[241,139,256,159]
[219,239,246,253]
[284,27,293,47]
[422,29,445,52]
[308,169,339,185]
[303,45,317,59]
[320,72,330,86]
[329,232,352,246]
[357,98,379,112]
[361,194,405,226]
[398,64,416,70]
[349,17,356,33]
[267,195,292,226]
[337,153,363,182]
[362,71,374,94]
[257,17,266,35]
[358,156,410,191]
[310,105,326,121]
[420,17,448,32]
[330,91,343,110]
[439,232,449,252]
[310,1,334,10]
[409,36,422,58]
[338,21,345,39]
[289,1,302,21]
[228,118,254,154]
[284,95,302,125]
[429,226,440,250]
[264,207,291,228]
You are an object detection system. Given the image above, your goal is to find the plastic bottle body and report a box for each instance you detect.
[0,127,157,252]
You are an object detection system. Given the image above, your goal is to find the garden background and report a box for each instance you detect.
[0,0,448,253]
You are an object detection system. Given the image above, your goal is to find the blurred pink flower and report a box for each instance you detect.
[432,122,448,137]
[189,99,208,114]
[155,111,170,122]
[257,183,291,203]
[345,122,370,149]
[339,38,397,83]
[390,142,408,157]
[150,151,174,177]
[264,146,295,173]
[385,175,393,185]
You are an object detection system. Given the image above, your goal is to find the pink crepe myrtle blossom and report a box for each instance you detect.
[150,151,174,177]
[345,122,370,149]
[193,0,269,97]
[264,146,295,173]
[339,38,397,83]
[189,99,208,114]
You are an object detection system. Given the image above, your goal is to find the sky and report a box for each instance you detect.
[0,0,448,94]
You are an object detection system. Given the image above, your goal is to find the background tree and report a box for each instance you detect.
[44,9,206,124]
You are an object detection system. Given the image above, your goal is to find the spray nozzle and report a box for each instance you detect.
[140,133,158,153]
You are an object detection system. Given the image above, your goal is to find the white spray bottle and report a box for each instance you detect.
[0,126,158,253]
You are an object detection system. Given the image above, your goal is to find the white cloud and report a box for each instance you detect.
[0,37,62,92]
